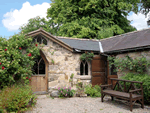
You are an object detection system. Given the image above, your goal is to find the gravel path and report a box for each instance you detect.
[26,95,150,113]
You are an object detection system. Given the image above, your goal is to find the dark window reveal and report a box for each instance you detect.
[80,60,88,75]
[33,56,45,74]
[110,64,117,75]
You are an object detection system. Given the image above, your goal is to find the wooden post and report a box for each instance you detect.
[111,79,113,89]
[124,81,126,92]
[130,92,133,112]
[141,83,144,109]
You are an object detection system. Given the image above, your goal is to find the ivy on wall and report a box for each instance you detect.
[108,55,150,74]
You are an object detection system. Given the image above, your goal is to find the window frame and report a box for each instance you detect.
[33,56,46,75]
[33,34,48,46]
[80,60,91,76]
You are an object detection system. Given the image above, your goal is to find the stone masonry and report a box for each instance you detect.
[41,37,91,92]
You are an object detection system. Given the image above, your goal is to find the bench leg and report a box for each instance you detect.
[101,94,105,102]
[141,98,144,109]
[130,99,133,112]
[111,96,114,101]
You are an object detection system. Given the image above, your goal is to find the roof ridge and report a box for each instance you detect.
[56,36,100,42]
[100,27,150,41]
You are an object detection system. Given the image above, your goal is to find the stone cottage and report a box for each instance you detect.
[27,28,150,94]
[27,28,107,94]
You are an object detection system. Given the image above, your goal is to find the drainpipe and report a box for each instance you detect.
[99,42,109,57]
[99,41,110,84]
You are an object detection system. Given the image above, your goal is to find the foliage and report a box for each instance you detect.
[108,55,150,74]
[0,84,37,112]
[84,84,101,97]
[121,73,150,104]
[70,73,74,79]
[69,79,73,82]
[58,87,75,97]
[80,52,94,61]
[140,0,150,17]
[46,0,139,39]
[51,59,55,64]
[0,33,40,88]
[76,81,85,96]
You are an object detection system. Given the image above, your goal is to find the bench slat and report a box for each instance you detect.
[103,90,142,99]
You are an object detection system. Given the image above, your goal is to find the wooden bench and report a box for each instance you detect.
[100,78,144,111]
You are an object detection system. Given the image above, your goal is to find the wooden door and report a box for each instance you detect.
[92,55,107,86]
[30,51,48,92]
[30,75,47,92]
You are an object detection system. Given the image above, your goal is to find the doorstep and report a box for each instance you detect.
[33,91,49,95]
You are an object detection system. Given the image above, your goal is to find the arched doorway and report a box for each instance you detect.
[30,50,48,92]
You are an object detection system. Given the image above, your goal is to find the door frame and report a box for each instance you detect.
[31,50,49,92]
[40,50,49,92]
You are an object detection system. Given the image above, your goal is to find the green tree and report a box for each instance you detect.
[0,34,40,88]
[140,0,150,26]
[47,0,139,39]
[19,16,50,34]
[140,0,150,16]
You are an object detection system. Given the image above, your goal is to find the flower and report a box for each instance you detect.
[2,66,5,70]
[64,87,66,89]
[29,78,31,81]
[28,53,32,56]
[19,47,22,50]
[0,62,1,65]
[5,49,7,51]
[35,44,38,46]
[58,87,60,90]
[67,90,68,92]
[61,91,62,93]
[26,77,28,79]
[65,94,67,96]
[69,87,71,89]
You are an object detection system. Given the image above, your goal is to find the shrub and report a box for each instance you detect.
[58,87,75,98]
[121,73,150,104]
[0,84,37,112]
[0,34,40,88]
[84,84,101,97]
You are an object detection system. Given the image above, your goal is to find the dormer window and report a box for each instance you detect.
[33,35,47,45]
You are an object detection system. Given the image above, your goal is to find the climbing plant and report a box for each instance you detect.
[80,52,94,61]
[108,55,150,74]
[0,34,40,88]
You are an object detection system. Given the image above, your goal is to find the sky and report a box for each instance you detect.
[0,0,149,39]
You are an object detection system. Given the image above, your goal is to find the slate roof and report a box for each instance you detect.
[100,28,150,53]
[57,37,100,51]
[55,28,150,53]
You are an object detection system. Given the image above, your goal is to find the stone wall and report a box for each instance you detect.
[41,38,92,92]
[116,50,150,78]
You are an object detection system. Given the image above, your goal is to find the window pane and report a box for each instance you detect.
[85,62,88,75]
[32,61,38,74]
[37,36,42,44]
[43,38,47,45]
[80,62,84,75]
[39,59,45,74]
